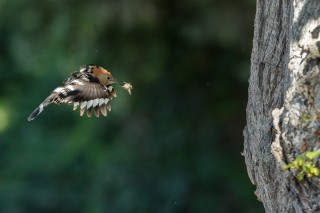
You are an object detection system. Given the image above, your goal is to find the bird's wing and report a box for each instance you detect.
[51,76,116,117]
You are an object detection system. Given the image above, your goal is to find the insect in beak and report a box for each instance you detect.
[120,82,132,95]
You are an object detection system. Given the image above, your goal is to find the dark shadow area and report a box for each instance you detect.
[0,0,263,212]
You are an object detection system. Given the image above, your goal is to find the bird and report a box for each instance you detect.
[27,64,132,121]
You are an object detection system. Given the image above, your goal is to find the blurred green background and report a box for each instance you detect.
[0,0,263,212]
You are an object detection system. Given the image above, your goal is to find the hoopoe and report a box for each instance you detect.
[28,64,132,121]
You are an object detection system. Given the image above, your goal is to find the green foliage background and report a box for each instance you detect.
[0,0,263,212]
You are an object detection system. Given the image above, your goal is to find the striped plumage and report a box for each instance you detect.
[28,64,130,121]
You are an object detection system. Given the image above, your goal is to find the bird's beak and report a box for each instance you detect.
[109,78,117,84]
[111,78,122,85]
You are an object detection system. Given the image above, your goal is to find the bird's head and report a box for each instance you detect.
[80,64,118,85]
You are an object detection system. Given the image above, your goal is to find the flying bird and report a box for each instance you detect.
[28,64,132,121]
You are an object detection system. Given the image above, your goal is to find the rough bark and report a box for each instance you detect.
[244,0,320,212]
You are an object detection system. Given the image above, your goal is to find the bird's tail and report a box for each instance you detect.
[27,97,53,121]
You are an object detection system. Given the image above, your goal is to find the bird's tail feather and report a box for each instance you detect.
[27,96,53,121]
[27,106,43,121]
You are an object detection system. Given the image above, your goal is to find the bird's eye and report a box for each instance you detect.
[107,77,110,80]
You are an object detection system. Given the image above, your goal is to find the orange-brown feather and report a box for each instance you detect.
[91,67,112,85]
[92,66,110,76]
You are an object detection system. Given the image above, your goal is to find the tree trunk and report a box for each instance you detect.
[244,0,320,212]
